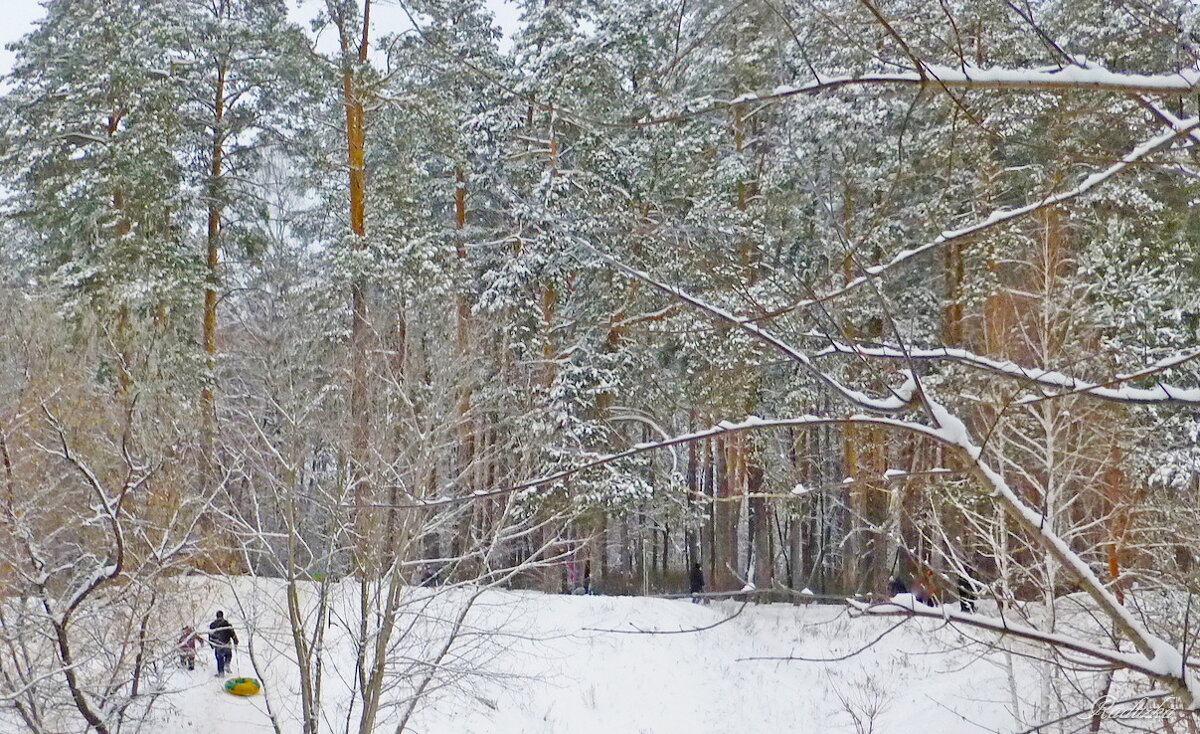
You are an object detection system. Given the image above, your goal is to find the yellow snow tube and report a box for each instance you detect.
[223,677,261,696]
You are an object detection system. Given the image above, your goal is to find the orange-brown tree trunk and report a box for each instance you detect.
[201,59,227,470]
[944,240,964,345]
[540,283,557,389]
[108,111,133,394]
[453,167,472,459]
[842,423,860,593]
[336,0,374,575]
[451,166,477,566]
[1103,440,1128,604]
[713,434,745,592]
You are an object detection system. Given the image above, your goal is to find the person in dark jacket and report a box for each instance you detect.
[208,611,239,677]
[958,574,978,613]
[689,562,706,604]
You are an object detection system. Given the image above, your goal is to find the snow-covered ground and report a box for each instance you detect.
[139,578,1035,734]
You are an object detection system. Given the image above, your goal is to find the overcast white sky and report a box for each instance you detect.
[0,0,523,79]
[0,0,46,77]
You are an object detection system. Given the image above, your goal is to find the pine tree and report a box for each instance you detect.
[3,0,195,389]
[174,0,309,464]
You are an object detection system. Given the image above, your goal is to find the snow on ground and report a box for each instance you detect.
[137,578,1031,734]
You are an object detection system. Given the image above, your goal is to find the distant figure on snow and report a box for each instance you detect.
[912,570,939,607]
[418,563,446,587]
[566,558,581,594]
[208,611,239,677]
[689,562,706,604]
[582,560,592,595]
[958,574,978,613]
[178,625,204,671]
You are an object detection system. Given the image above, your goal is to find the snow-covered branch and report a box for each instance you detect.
[814,341,1200,404]
[572,238,920,414]
[355,415,852,508]
[777,114,1200,310]
[870,393,1200,706]
[849,597,1159,674]
[649,64,1200,125]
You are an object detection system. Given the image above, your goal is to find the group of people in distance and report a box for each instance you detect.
[685,561,978,611]
[889,569,977,612]
[177,611,240,676]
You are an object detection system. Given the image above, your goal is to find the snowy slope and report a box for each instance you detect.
[136,578,1032,734]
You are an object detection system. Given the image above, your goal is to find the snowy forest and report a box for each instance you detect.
[3,0,1200,732]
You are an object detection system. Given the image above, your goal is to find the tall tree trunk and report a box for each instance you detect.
[712,435,739,591]
[787,429,804,590]
[336,0,374,574]
[944,240,965,345]
[451,167,476,566]
[108,111,133,395]
[866,425,889,593]
[1104,440,1128,604]
[201,58,226,488]
[748,459,771,591]
[686,425,700,568]
[842,423,860,593]
[540,283,557,389]
[701,433,714,589]
[540,139,560,392]
[198,58,228,573]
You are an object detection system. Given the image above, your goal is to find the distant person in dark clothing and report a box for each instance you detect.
[208,611,239,677]
[689,562,705,604]
[582,560,591,594]
[958,574,978,613]
[418,562,449,586]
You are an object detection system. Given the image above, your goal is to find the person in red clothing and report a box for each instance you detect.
[912,569,939,607]
[178,625,204,671]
